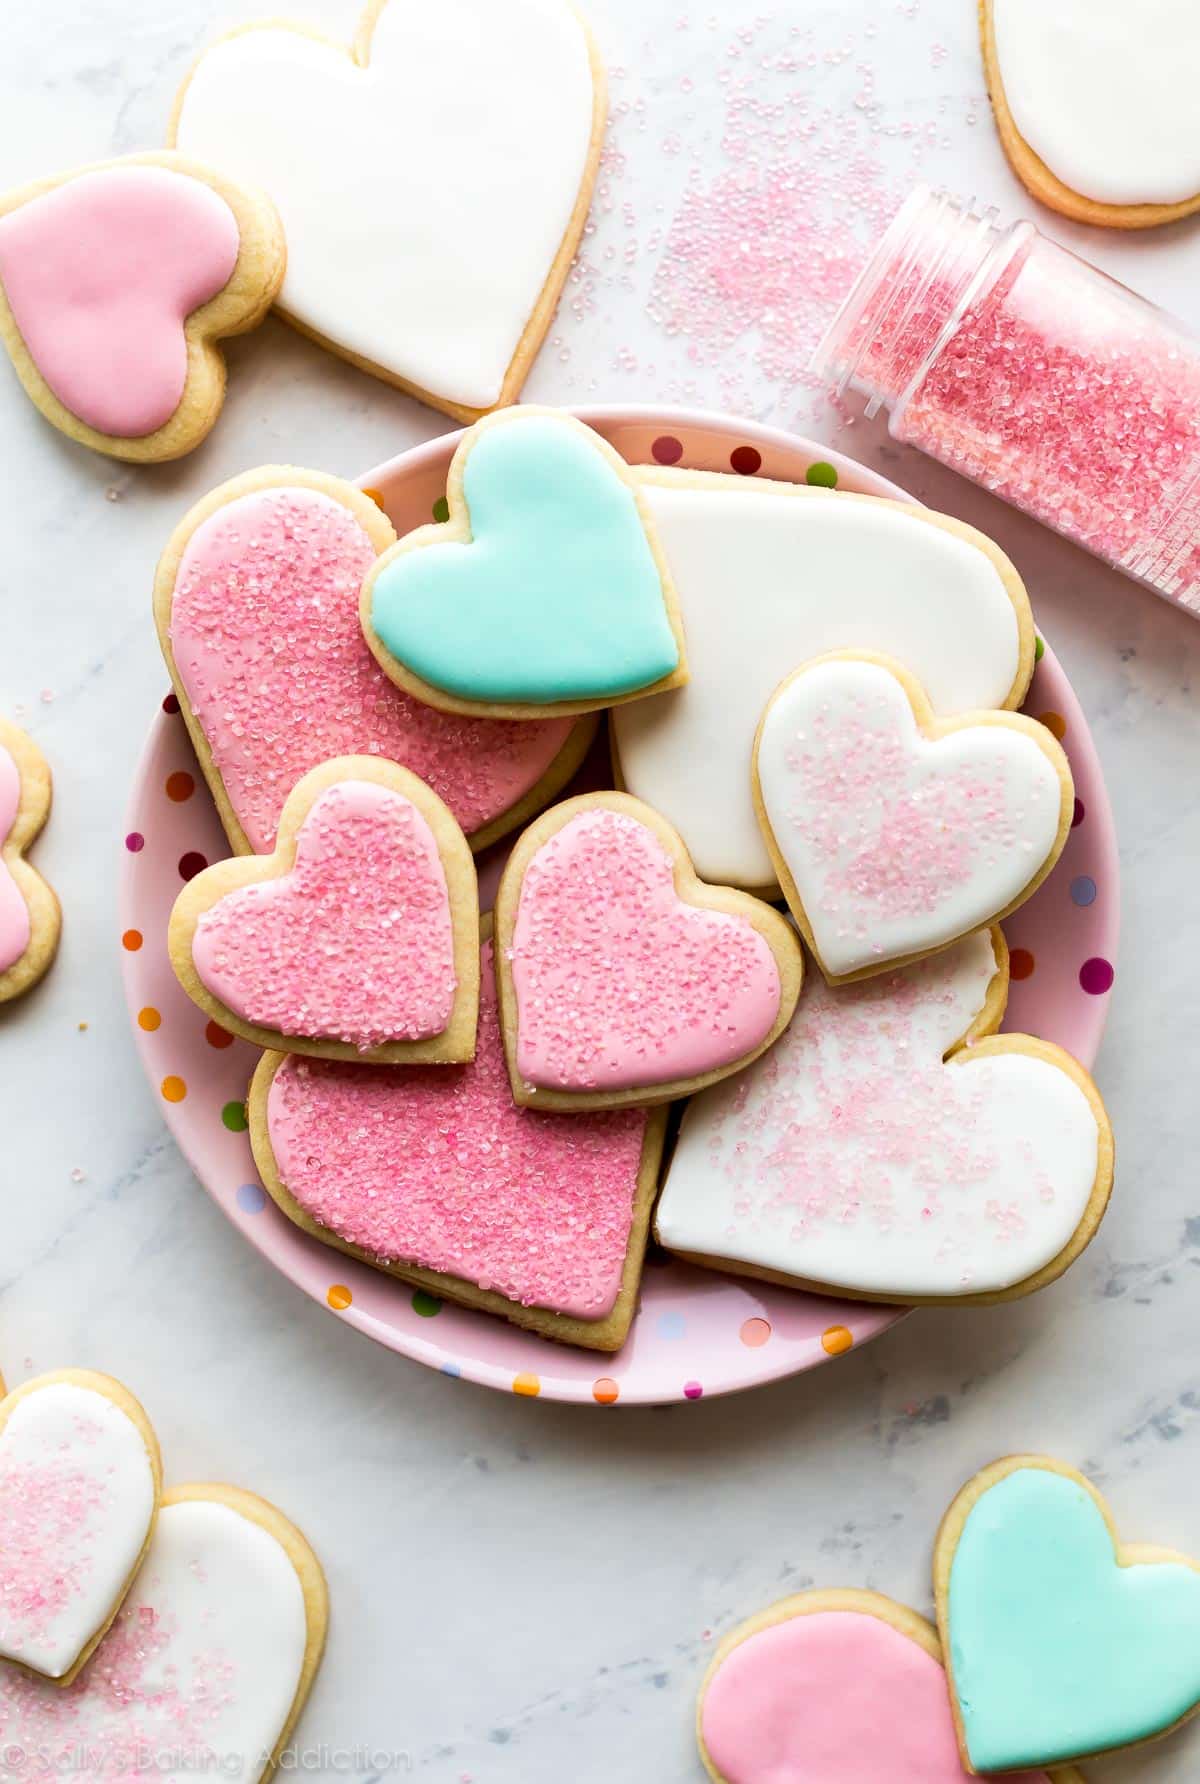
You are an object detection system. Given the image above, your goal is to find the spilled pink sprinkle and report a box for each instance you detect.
[510,810,781,1091]
[267,942,649,1319]
[192,781,457,1052]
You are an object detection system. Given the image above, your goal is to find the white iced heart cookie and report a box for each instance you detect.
[0,1486,326,1784]
[983,0,1200,226]
[656,927,1114,1304]
[0,1371,160,1684]
[612,473,1035,888]
[171,0,605,418]
[754,654,1072,982]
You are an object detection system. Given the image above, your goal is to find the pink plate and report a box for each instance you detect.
[119,407,1118,1406]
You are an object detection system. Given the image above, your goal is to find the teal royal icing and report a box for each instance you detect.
[948,1466,1200,1770]
[369,416,679,704]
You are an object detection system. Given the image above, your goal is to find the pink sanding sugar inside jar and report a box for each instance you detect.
[816,186,1200,614]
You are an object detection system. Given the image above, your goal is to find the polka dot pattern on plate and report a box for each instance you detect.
[236,1182,267,1214]
[221,1100,248,1133]
[327,1284,352,1311]
[821,1326,853,1357]
[739,1317,771,1348]
[412,1290,442,1318]
[513,1373,541,1397]
[1010,948,1036,981]
[1079,957,1115,995]
[593,1377,619,1405]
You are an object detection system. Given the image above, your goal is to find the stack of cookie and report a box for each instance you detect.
[157,407,1113,1353]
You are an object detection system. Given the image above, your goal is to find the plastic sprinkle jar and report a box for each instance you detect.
[816,186,1200,616]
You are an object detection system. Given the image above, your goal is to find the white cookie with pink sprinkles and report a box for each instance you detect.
[0,1370,161,1685]
[168,755,480,1063]
[753,653,1073,982]
[656,926,1113,1305]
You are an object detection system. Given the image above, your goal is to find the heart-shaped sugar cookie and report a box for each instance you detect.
[249,926,666,1350]
[362,410,687,718]
[170,757,479,1062]
[155,467,589,857]
[0,1485,326,1784]
[936,1456,1200,1770]
[656,926,1113,1303]
[0,718,60,1005]
[754,654,1072,981]
[0,153,284,460]
[494,793,802,1110]
[983,0,1200,225]
[0,1371,160,1684]
[171,0,604,417]
[698,1589,1068,1784]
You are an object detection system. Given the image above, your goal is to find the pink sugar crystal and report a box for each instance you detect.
[0,1456,103,1657]
[168,488,575,850]
[510,809,781,1091]
[192,780,457,1052]
[267,942,649,1318]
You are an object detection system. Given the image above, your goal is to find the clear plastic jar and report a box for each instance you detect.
[816,186,1200,616]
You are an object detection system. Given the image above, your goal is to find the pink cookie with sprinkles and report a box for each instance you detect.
[153,464,594,859]
[0,717,60,1005]
[248,919,667,1350]
[753,652,1073,983]
[657,925,1114,1305]
[0,1370,161,1687]
[493,792,803,1111]
[0,151,285,462]
[697,1587,1082,1784]
[0,1481,327,1783]
[169,756,479,1063]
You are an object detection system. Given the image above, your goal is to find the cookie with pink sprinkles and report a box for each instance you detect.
[168,756,480,1063]
[0,1370,161,1686]
[493,792,803,1111]
[753,652,1073,983]
[0,718,60,1006]
[248,919,668,1350]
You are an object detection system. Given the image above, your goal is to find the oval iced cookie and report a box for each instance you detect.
[494,793,802,1110]
[0,1371,161,1685]
[0,1484,326,1783]
[362,409,688,718]
[0,151,284,461]
[935,1456,1200,1771]
[249,924,666,1351]
[983,0,1200,228]
[0,718,60,1005]
[169,758,479,1063]
[753,654,1072,982]
[697,1588,1076,1784]
[656,926,1114,1304]
[611,470,1035,888]
[170,0,604,419]
[154,467,592,856]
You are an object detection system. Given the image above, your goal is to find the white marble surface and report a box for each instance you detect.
[2,1,1200,1779]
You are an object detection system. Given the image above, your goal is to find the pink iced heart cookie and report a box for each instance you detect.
[170,757,480,1062]
[754,653,1072,982]
[697,1590,1074,1784]
[0,152,285,461]
[155,469,590,857]
[494,793,803,1111]
[0,1371,161,1685]
[248,926,667,1350]
[0,718,60,1005]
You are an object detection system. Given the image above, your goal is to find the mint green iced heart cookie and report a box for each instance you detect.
[941,1460,1200,1770]
[363,412,682,714]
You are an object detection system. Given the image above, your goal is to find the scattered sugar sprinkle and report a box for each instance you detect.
[267,942,648,1320]
[192,781,457,1052]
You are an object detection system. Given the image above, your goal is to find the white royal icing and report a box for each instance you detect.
[0,1498,310,1783]
[656,929,1103,1299]
[757,658,1063,978]
[992,0,1200,206]
[174,0,596,409]
[613,480,1025,887]
[0,1382,156,1678]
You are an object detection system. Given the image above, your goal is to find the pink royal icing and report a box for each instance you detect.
[0,166,240,437]
[192,780,457,1051]
[701,1610,1051,1784]
[266,941,649,1317]
[0,745,31,973]
[510,809,782,1091]
[168,488,576,850]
